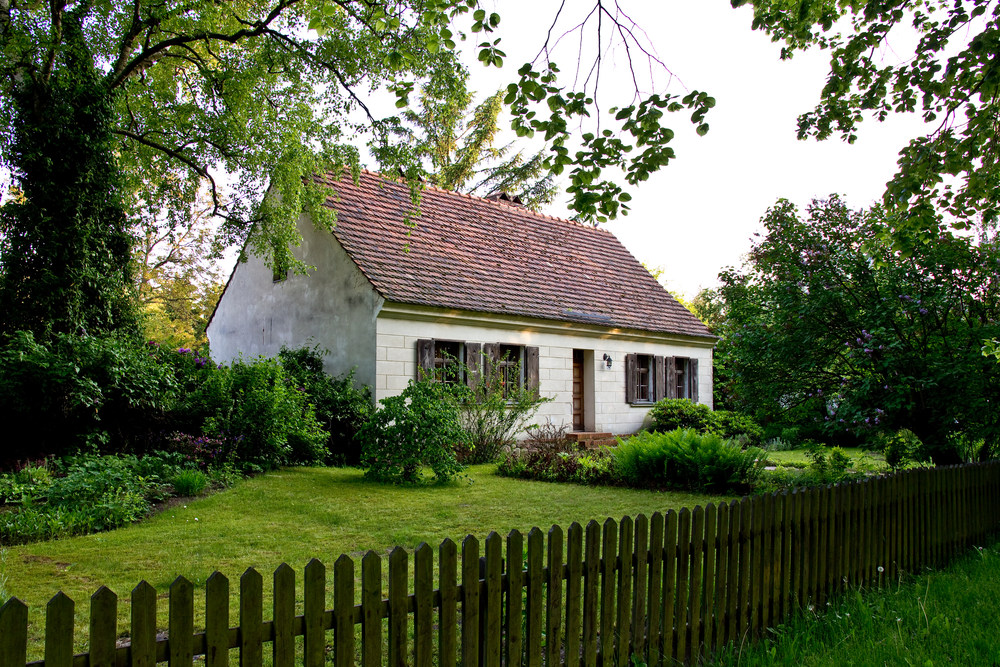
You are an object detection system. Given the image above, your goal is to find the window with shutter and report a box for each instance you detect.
[626,354,667,404]
[671,357,698,400]
[416,339,463,384]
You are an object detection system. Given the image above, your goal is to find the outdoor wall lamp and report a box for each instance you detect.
[603,353,613,369]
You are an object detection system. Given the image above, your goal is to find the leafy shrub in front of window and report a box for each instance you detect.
[359,379,466,483]
[457,358,551,464]
[648,399,715,432]
[648,398,764,448]
[613,429,766,493]
[277,346,372,466]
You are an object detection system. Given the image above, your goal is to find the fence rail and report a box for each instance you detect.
[2,462,998,666]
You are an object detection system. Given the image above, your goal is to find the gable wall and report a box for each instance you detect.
[376,308,714,435]
[207,215,383,388]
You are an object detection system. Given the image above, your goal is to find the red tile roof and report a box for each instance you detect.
[318,170,714,339]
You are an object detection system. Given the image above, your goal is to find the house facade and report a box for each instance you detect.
[208,171,716,435]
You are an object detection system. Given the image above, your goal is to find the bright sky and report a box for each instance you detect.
[468,0,930,298]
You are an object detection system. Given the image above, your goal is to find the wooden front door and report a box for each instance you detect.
[572,349,584,431]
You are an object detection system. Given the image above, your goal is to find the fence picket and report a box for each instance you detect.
[599,519,617,665]
[462,536,480,665]
[526,527,544,667]
[413,545,433,667]
[169,576,195,667]
[662,511,678,664]
[483,532,503,667]
[44,593,73,667]
[0,598,28,667]
[546,525,564,667]
[565,523,583,667]
[689,506,704,662]
[713,503,729,654]
[582,521,600,667]
[334,555,356,667]
[361,551,382,667]
[304,558,326,667]
[131,581,156,667]
[89,587,116,667]
[760,494,774,630]
[675,508,691,664]
[240,569,263,667]
[615,517,633,667]
[205,572,229,667]
[272,564,294,667]
[505,530,524,667]
[632,514,648,662]
[646,512,664,665]
[439,539,458,667]
[388,547,408,667]
[701,504,716,662]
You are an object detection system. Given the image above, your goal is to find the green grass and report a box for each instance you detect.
[764,446,884,469]
[709,540,1000,666]
[5,464,727,659]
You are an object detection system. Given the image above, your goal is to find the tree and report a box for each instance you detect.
[400,64,556,209]
[719,196,1000,463]
[0,0,716,339]
[135,193,224,348]
[736,0,1000,247]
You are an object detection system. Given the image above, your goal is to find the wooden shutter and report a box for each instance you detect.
[666,357,678,399]
[690,358,699,403]
[416,339,434,380]
[465,342,482,390]
[483,343,500,382]
[653,355,666,402]
[525,346,540,394]
[625,353,637,404]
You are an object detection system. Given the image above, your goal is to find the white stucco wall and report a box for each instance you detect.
[375,303,715,435]
[207,217,383,388]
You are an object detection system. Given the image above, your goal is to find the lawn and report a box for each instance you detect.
[5,464,729,660]
[764,446,885,469]
[709,538,1000,666]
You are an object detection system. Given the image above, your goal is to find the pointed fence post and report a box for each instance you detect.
[0,598,29,667]
[169,576,194,667]
[205,573,229,667]
[272,564,295,667]
[89,587,117,667]
[131,581,157,667]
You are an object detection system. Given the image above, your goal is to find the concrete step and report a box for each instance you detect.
[567,432,620,449]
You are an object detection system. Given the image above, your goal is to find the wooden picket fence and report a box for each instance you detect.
[2,462,999,667]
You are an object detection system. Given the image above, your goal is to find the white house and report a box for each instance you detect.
[207,170,716,436]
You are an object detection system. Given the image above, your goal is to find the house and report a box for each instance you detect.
[207,170,716,435]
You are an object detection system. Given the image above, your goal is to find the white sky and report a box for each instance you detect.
[464,0,931,298]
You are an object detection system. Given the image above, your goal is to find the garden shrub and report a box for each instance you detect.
[359,379,466,483]
[648,399,715,432]
[647,398,763,447]
[614,429,766,493]
[496,448,615,486]
[457,356,550,464]
[0,331,178,461]
[172,469,208,496]
[277,346,372,465]
[192,357,327,470]
[875,429,923,469]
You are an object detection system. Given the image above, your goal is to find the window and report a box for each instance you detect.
[625,354,699,405]
[634,354,653,403]
[433,340,463,384]
[497,344,524,399]
[416,339,539,394]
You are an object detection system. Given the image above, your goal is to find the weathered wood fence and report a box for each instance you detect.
[2,462,999,666]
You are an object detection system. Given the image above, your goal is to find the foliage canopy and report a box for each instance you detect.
[719,196,1000,462]
[737,0,1000,244]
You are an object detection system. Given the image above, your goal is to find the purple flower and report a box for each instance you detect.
[919,308,928,315]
